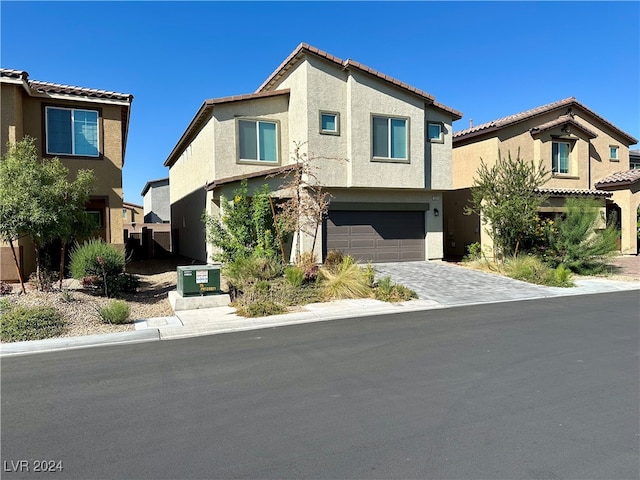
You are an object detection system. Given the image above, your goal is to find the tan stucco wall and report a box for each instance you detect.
[452,137,499,188]
[1,83,24,152]
[604,186,639,254]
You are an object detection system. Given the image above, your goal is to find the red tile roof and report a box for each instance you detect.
[1,68,133,102]
[454,97,637,145]
[530,114,598,139]
[257,43,462,120]
[536,187,611,198]
[594,169,640,189]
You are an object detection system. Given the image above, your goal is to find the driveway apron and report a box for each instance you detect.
[374,261,562,305]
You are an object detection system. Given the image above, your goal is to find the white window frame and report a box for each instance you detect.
[319,111,340,135]
[236,118,279,164]
[371,115,409,162]
[552,141,571,175]
[427,122,444,143]
[45,106,100,157]
[609,145,619,161]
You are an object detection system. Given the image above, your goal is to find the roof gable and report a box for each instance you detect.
[595,169,640,189]
[257,43,462,120]
[453,97,637,145]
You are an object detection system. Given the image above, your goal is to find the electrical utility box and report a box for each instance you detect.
[176,264,221,297]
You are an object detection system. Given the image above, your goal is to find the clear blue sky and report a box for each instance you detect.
[2,1,639,205]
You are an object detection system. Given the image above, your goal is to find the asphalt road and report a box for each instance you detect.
[2,292,639,480]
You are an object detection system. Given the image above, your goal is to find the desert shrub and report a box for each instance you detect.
[59,289,74,303]
[28,269,58,292]
[374,275,418,302]
[0,298,12,313]
[324,250,344,270]
[284,266,305,287]
[318,255,371,300]
[363,263,376,288]
[223,256,283,296]
[297,251,319,282]
[0,281,13,296]
[505,255,573,287]
[0,306,66,342]
[235,300,287,318]
[112,273,141,293]
[97,300,131,324]
[463,242,483,262]
[70,238,126,297]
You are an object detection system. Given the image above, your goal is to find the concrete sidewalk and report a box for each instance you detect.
[2,273,638,357]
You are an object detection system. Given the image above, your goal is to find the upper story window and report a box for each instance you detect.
[45,106,99,157]
[372,115,408,161]
[631,157,640,169]
[320,111,339,135]
[552,141,571,174]
[609,145,619,161]
[238,119,278,163]
[427,122,444,143]
[122,209,127,219]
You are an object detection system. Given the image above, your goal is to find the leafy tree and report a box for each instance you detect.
[547,197,619,274]
[203,179,283,263]
[466,149,550,261]
[0,137,95,290]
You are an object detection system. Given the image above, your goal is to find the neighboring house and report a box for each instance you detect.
[141,177,170,223]
[164,43,462,264]
[630,149,640,169]
[122,201,143,225]
[0,68,133,281]
[445,97,638,258]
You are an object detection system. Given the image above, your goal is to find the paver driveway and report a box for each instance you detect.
[373,261,638,306]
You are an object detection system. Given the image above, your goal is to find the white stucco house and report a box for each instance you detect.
[164,43,462,263]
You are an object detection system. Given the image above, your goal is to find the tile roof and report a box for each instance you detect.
[206,164,300,190]
[630,149,640,158]
[536,187,611,197]
[257,43,462,120]
[1,68,133,102]
[594,169,640,189]
[530,114,598,139]
[454,97,637,145]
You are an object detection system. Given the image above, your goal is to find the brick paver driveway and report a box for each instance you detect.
[373,260,639,306]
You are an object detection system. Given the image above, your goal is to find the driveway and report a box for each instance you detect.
[373,260,639,306]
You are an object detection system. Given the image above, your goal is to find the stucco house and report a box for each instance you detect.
[165,43,461,264]
[141,177,170,224]
[0,68,133,281]
[444,97,638,259]
[122,201,143,225]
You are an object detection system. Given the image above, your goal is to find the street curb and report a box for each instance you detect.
[0,329,160,357]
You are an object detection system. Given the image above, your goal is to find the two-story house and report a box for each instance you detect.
[444,97,638,258]
[141,177,170,224]
[0,68,133,281]
[165,43,462,264]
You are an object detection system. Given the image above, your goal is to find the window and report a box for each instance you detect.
[45,107,99,157]
[86,210,103,229]
[238,119,278,162]
[372,116,408,160]
[631,158,640,169]
[319,111,339,135]
[427,122,444,143]
[609,146,619,161]
[552,141,571,174]
[122,209,127,219]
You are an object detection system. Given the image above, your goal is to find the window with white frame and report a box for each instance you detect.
[320,112,339,135]
[552,141,571,174]
[372,115,408,160]
[609,145,619,161]
[427,122,444,143]
[45,107,99,157]
[238,119,278,162]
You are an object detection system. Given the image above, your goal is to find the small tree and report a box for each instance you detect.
[203,179,282,263]
[0,137,95,290]
[466,149,550,261]
[547,197,619,274]
[274,142,335,263]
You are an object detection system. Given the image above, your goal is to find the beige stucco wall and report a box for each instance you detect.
[452,137,499,188]
[1,83,24,153]
[604,186,639,254]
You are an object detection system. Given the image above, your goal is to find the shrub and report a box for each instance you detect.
[297,251,319,282]
[363,263,376,288]
[70,238,126,297]
[0,298,12,313]
[324,250,344,270]
[223,256,283,295]
[463,242,482,262]
[235,300,287,318]
[318,255,371,300]
[28,269,57,292]
[0,306,66,342]
[0,281,13,296]
[505,255,573,287]
[374,275,418,302]
[284,266,305,287]
[97,300,131,324]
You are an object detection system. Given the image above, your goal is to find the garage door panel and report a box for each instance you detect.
[326,211,425,263]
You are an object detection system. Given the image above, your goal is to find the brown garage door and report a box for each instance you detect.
[325,211,425,263]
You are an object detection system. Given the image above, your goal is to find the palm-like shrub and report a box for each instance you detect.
[70,238,127,296]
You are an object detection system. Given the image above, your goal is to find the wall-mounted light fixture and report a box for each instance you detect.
[433,208,439,217]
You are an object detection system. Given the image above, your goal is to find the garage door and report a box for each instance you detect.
[325,211,425,263]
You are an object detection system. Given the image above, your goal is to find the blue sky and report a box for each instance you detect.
[2,1,639,205]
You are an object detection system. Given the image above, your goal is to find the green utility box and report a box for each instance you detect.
[177,264,221,297]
